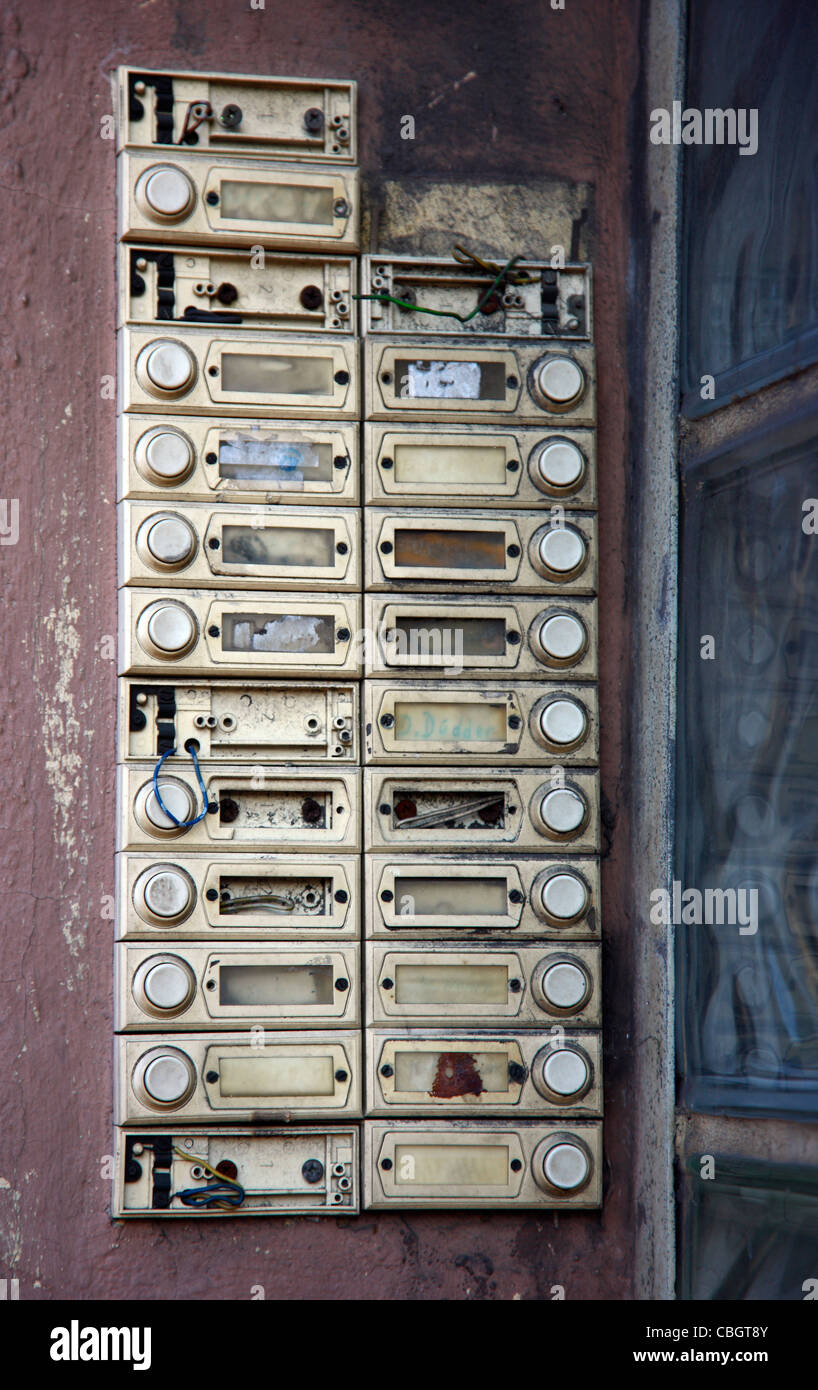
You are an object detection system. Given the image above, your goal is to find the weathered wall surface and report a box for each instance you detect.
[0,0,641,1299]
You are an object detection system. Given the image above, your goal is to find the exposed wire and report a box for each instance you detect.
[152,743,210,829]
[171,1146,246,1209]
[355,249,538,325]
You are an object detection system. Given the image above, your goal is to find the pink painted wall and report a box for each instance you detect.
[0,0,640,1299]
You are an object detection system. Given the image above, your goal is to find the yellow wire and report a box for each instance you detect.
[172,1146,243,1188]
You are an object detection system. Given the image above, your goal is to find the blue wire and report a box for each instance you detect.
[152,743,211,829]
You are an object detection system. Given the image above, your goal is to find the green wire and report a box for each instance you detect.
[354,255,529,325]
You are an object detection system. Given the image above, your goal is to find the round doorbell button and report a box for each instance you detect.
[537,959,590,1012]
[136,427,195,485]
[532,869,589,926]
[133,1046,196,1110]
[136,339,197,398]
[139,165,195,220]
[544,1048,589,1096]
[532,1043,592,1103]
[145,782,194,830]
[529,611,588,668]
[133,954,196,1017]
[531,785,588,840]
[144,961,194,1010]
[533,524,587,581]
[136,599,198,660]
[543,1142,590,1190]
[133,865,195,924]
[531,355,586,411]
[533,696,587,750]
[530,438,585,494]
[147,603,196,653]
[532,1132,594,1195]
[136,513,197,571]
[134,776,196,837]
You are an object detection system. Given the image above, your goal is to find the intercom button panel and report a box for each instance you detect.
[365,1029,602,1118]
[122,246,357,334]
[364,594,598,680]
[120,326,359,418]
[116,1031,362,1124]
[117,942,361,1030]
[120,501,361,590]
[366,943,601,1028]
[122,679,358,763]
[364,854,601,940]
[364,424,597,509]
[120,589,362,677]
[114,1125,359,1217]
[118,152,360,251]
[118,762,361,853]
[361,255,591,341]
[117,68,357,162]
[364,767,600,854]
[363,1120,602,1209]
[120,414,359,505]
[364,510,597,595]
[363,680,598,765]
[364,339,595,426]
[119,853,360,940]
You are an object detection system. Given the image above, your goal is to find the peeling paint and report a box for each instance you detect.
[39,574,87,976]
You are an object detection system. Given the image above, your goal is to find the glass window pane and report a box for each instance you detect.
[681,0,818,415]
[676,416,818,1118]
[679,1155,818,1300]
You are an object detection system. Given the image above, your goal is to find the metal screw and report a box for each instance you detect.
[219,103,243,129]
[508,714,521,729]
[510,1159,523,1172]
[508,978,522,993]
[208,625,220,637]
[302,1158,324,1183]
[336,627,350,641]
[334,977,349,991]
[380,1064,394,1078]
[336,541,348,554]
[380,541,393,554]
[334,370,349,385]
[335,889,348,903]
[506,630,521,644]
[507,544,521,557]
[380,889,394,902]
[205,1070,219,1083]
[380,714,394,728]
[333,198,349,216]
[381,456,394,470]
[205,451,217,464]
[334,455,348,470]
[205,191,219,206]
[507,459,519,471]
[208,538,220,550]
[205,888,218,901]
[381,977,394,990]
[509,889,524,904]
[334,1069,348,1082]
[506,375,519,388]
